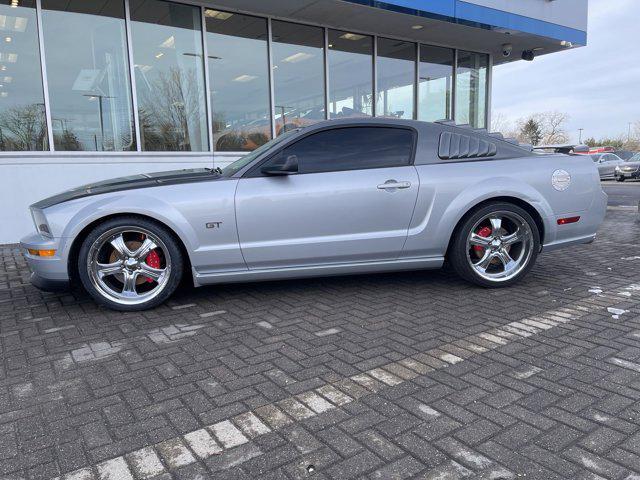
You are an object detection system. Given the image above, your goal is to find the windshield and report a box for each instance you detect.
[220,129,300,177]
[627,152,640,162]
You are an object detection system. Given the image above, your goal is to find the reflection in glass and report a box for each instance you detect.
[0,0,47,151]
[42,0,135,151]
[130,0,208,151]
[418,45,453,122]
[455,50,488,128]
[376,38,415,119]
[205,10,270,152]
[272,20,324,135]
[328,30,373,118]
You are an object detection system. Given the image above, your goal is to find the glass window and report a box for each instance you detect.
[130,0,208,151]
[455,50,488,128]
[418,45,453,122]
[328,30,373,118]
[42,0,135,151]
[275,127,414,174]
[376,38,415,119]
[0,0,47,151]
[271,21,324,135]
[205,10,270,152]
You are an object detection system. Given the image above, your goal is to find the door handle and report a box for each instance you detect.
[377,180,411,190]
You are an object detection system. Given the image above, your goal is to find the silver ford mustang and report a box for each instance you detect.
[21,118,607,311]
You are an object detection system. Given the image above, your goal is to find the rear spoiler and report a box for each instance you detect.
[533,144,590,154]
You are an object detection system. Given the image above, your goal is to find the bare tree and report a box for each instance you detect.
[138,68,206,151]
[540,111,569,145]
[0,104,48,151]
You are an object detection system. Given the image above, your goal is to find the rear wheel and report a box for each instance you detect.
[77,217,183,311]
[449,202,540,287]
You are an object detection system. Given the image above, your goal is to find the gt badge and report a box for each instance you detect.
[206,222,222,229]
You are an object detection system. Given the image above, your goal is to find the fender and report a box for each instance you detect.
[56,192,200,266]
[437,176,554,248]
[403,173,555,259]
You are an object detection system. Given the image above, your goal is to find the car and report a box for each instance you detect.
[21,118,607,311]
[614,152,640,182]
[591,153,625,180]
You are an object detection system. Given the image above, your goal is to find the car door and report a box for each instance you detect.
[234,126,420,269]
[595,155,608,178]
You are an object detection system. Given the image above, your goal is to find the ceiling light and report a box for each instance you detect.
[0,92,7,97]
[160,35,175,49]
[12,16,27,32]
[340,33,366,41]
[0,53,17,63]
[3,76,11,83]
[155,52,164,59]
[205,9,233,20]
[233,74,257,82]
[560,40,573,48]
[411,25,424,30]
[4,36,11,43]
[282,52,313,63]
[0,66,6,71]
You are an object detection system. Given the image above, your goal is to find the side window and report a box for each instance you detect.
[278,127,414,174]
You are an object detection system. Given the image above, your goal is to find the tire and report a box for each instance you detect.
[77,216,184,311]
[616,176,625,182]
[449,202,540,288]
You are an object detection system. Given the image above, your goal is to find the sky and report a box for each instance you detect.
[492,0,640,143]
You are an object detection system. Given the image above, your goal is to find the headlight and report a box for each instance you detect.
[30,207,52,238]
[615,166,621,171]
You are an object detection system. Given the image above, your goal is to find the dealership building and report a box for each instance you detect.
[0,0,587,243]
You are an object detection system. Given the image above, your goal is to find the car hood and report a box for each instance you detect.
[32,168,222,210]
[619,161,640,168]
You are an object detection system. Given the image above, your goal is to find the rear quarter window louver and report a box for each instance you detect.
[438,131,497,160]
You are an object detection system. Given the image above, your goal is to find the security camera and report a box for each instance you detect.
[521,50,535,61]
[501,43,513,57]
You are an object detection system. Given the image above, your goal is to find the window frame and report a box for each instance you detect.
[243,123,418,178]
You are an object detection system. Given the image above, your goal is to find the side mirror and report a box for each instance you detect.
[261,154,299,176]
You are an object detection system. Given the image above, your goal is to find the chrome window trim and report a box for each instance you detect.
[124,0,142,152]
[35,0,54,151]
[201,5,214,153]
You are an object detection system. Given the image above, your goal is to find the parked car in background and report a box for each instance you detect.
[21,118,607,311]
[613,150,637,161]
[592,153,625,180]
[615,152,640,181]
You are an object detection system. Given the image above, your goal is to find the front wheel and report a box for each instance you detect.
[449,202,540,288]
[616,176,625,182]
[77,217,183,311]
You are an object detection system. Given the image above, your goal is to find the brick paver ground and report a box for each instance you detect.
[1,208,639,480]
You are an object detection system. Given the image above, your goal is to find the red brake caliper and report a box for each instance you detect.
[473,226,492,256]
[144,250,161,283]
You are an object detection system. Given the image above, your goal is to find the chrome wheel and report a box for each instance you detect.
[86,226,171,306]
[466,211,534,282]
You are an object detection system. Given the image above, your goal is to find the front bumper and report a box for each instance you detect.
[616,169,640,179]
[20,232,71,291]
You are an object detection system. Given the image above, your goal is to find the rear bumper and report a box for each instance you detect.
[542,189,607,252]
[20,232,71,291]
